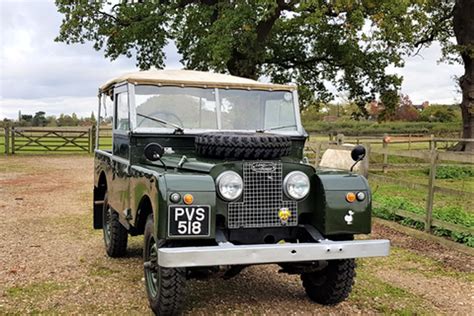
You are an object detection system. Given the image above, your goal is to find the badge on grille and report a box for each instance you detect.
[251,162,276,173]
[278,208,292,224]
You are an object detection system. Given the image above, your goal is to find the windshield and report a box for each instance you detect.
[134,85,298,133]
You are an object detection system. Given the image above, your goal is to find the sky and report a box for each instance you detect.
[0,0,465,120]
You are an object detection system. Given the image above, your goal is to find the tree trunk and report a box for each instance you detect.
[454,0,474,152]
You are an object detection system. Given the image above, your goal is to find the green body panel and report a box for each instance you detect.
[93,133,372,241]
[311,173,371,235]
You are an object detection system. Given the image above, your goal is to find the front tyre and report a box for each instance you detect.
[102,193,128,257]
[301,259,356,305]
[144,214,186,316]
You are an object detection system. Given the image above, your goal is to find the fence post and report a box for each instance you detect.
[336,133,344,145]
[382,133,389,173]
[314,142,321,168]
[4,127,9,155]
[429,134,435,150]
[89,126,95,154]
[408,133,411,150]
[11,128,15,154]
[424,149,438,233]
[360,143,370,178]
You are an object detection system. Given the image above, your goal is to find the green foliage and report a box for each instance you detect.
[7,111,97,127]
[301,119,460,135]
[373,195,474,246]
[419,105,461,123]
[428,165,474,180]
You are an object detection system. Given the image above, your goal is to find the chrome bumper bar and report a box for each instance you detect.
[158,239,390,268]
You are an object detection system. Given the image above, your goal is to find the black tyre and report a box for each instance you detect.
[195,132,292,159]
[144,214,186,316]
[102,193,128,257]
[301,259,356,305]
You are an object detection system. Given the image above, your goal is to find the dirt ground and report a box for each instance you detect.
[0,155,472,315]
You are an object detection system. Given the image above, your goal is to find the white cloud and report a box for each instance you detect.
[389,42,463,104]
[0,0,183,119]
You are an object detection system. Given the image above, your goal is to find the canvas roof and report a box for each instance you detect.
[100,69,296,92]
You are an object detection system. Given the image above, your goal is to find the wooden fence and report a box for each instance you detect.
[305,134,474,237]
[0,128,5,154]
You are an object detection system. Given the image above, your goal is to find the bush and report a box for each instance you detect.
[419,105,461,123]
[301,119,460,136]
[425,165,474,180]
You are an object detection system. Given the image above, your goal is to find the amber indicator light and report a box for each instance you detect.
[346,192,356,203]
[183,194,194,205]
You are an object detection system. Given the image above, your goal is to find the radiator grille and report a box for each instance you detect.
[228,161,298,229]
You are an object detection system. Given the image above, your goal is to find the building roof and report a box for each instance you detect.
[100,69,296,92]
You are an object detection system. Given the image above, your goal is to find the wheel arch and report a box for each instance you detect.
[134,194,154,235]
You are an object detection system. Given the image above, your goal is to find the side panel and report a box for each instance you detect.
[129,166,161,233]
[93,150,131,225]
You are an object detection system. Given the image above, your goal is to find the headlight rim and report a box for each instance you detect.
[283,170,310,200]
[216,170,243,201]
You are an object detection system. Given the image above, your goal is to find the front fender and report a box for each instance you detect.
[311,172,371,235]
[157,173,217,240]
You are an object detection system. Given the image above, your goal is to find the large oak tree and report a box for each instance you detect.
[55,0,473,150]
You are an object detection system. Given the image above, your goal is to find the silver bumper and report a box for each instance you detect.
[158,239,390,268]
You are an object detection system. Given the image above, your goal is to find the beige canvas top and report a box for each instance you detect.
[100,69,296,92]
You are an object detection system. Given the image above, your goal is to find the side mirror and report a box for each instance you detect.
[144,143,165,161]
[351,145,366,162]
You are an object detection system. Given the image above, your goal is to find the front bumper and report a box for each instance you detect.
[158,239,390,268]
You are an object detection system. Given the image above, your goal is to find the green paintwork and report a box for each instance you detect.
[94,142,372,241]
[93,86,372,243]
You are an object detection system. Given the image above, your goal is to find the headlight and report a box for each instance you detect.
[216,171,243,201]
[283,171,310,200]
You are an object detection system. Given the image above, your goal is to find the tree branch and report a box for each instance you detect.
[413,9,454,48]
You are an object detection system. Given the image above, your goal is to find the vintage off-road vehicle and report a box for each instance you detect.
[93,70,390,315]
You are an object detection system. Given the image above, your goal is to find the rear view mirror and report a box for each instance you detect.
[351,145,366,162]
[144,143,165,161]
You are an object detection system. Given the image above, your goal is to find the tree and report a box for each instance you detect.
[32,111,47,127]
[395,95,420,122]
[411,0,473,151]
[55,0,412,107]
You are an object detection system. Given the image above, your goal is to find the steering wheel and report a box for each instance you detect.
[137,111,184,128]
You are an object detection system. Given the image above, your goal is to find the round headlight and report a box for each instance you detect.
[216,171,243,201]
[284,171,310,200]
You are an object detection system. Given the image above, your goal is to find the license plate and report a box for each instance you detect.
[168,205,211,237]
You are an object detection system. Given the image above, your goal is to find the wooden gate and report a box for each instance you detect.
[11,128,93,153]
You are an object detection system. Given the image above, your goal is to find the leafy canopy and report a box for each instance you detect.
[55,0,435,106]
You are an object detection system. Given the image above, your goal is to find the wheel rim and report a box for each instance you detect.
[145,236,159,298]
[103,206,112,246]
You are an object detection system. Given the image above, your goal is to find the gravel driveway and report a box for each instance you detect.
[0,156,472,314]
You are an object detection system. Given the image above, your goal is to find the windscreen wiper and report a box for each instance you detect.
[256,124,297,133]
[137,113,184,134]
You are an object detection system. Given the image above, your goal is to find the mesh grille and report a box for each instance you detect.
[228,161,298,229]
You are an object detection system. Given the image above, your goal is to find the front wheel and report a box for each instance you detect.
[102,193,128,257]
[144,214,186,315]
[301,259,356,305]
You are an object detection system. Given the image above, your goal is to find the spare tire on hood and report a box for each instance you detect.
[195,132,292,159]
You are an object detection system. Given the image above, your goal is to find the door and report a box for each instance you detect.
[110,84,131,218]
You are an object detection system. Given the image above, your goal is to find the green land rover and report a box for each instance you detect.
[92,70,390,315]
